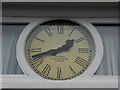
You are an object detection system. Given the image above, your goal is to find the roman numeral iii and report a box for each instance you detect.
[79,48,89,53]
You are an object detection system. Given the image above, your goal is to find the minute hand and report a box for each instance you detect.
[32,49,55,59]
[32,39,74,58]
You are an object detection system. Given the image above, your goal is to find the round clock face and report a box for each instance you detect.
[25,19,95,80]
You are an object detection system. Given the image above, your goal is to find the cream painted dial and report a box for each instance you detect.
[25,20,95,80]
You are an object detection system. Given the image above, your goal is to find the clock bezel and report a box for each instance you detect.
[16,18,103,80]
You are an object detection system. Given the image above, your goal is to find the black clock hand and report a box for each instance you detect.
[32,49,56,59]
[52,39,74,56]
[32,39,74,59]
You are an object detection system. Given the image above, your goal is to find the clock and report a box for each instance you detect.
[16,19,103,80]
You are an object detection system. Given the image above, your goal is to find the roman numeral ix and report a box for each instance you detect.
[31,48,41,52]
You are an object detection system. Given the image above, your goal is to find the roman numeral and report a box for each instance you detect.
[35,38,44,42]
[57,68,62,79]
[42,64,51,76]
[75,36,86,43]
[31,48,41,52]
[57,25,63,34]
[69,66,76,75]
[45,28,53,36]
[79,48,89,53]
[32,57,43,67]
[69,29,74,36]
[75,57,87,67]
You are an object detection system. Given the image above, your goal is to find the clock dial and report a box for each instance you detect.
[25,20,95,80]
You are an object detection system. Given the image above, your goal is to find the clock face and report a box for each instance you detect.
[25,19,95,80]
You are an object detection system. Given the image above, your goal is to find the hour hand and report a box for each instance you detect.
[52,39,74,56]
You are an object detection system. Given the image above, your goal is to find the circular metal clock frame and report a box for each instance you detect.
[16,19,103,80]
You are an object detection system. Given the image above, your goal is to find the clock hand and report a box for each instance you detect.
[32,49,56,59]
[52,39,74,56]
[32,39,74,59]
